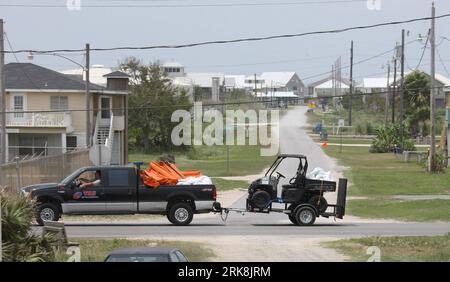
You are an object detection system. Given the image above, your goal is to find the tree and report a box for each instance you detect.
[403,71,431,137]
[120,58,192,152]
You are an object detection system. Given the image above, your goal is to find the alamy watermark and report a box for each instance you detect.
[171,102,279,156]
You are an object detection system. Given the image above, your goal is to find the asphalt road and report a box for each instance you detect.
[34,106,450,239]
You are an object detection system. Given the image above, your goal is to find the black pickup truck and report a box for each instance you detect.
[21,165,220,226]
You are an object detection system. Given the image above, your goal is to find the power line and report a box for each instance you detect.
[0,85,446,115]
[3,13,450,55]
[413,30,430,70]
[436,47,450,77]
[0,0,370,9]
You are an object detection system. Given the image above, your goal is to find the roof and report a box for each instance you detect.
[103,71,130,78]
[5,63,104,91]
[260,72,298,87]
[224,75,247,88]
[308,77,351,89]
[362,77,389,88]
[186,72,225,88]
[60,64,113,86]
[107,247,179,255]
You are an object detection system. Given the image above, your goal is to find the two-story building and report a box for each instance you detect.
[3,63,130,165]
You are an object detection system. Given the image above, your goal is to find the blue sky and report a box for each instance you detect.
[1,0,450,83]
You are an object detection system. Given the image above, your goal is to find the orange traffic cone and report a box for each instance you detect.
[321,142,329,148]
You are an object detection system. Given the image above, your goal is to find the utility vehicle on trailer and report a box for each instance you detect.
[221,154,347,226]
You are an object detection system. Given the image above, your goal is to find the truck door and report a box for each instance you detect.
[104,168,137,213]
[63,169,106,214]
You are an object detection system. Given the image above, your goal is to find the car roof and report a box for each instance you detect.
[108,247,180,255]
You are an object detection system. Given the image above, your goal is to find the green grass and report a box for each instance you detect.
[321,144,450,222]
[57,238,215,262]
[323,234,450,262]
[347,199,450,222]
[324,146,450,196]
[130,144,275,177]
[211,178,249,191]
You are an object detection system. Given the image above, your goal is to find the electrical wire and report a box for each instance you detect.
[436,48,450,77]
[0,0,371,9]
[3,13,450,55]
[0,85,445,115]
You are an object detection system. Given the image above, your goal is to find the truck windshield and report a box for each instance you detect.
[60,168,85,185]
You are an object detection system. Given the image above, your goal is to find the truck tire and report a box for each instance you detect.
[250,190,271,210]
[36,202,60,226]
[308,195,328,214]
[168,203,193,226]
[294,206,316,226]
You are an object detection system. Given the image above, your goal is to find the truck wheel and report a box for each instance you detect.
[294,206,316,226]
[36,203,60,226]
[168,203,193,226]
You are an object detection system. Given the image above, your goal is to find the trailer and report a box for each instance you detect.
[216,154,348,226]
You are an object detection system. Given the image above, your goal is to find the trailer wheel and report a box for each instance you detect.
[294,206,316,226]
[168,203,193,226]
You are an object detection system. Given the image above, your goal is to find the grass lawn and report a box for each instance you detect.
[321,145,450,222]
[324,146,450,196]
[130,144,275,178]
[211,178,249,191]
[347,199,450,222]
[57,238,215,262]
[323,234,450,262]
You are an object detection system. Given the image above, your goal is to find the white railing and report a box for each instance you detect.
[6,112,71,128]
[89,111,114,166]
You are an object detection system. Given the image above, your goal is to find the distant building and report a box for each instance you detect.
[260,72,305,98]
[60,64,113,86]
[307,77,351,98]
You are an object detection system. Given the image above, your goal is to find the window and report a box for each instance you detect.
[13,96,24,118]
[50,96,68,110]
[107,169,130,186]
[66,136,77,151]
[18,135,47,156]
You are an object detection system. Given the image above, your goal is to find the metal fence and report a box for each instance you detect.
[0,149,92,193]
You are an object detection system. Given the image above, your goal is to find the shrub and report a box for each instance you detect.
[370,124,416,153]
[1,192,57,262]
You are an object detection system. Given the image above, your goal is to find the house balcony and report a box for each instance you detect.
[6,112,74,132]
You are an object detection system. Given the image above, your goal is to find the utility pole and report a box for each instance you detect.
[392,57,397,124]
[348,40,354,126]
[400,29,405,149]
[429,1,437,172]
[0,19,6,165]
[0,20,3,263]
[385,61,391,127]
[85,43,90,148]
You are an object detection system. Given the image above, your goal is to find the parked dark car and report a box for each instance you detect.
[21,164,220,226]
[104,247,189,262]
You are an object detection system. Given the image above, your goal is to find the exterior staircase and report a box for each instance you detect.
[89,113,114,165]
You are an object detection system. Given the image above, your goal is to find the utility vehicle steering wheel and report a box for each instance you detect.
[275,172,286,179]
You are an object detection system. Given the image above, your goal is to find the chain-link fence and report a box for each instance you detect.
[0,149,92,193]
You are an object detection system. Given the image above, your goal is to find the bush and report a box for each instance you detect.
[370,124,416,153]
[1,192,57,262]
